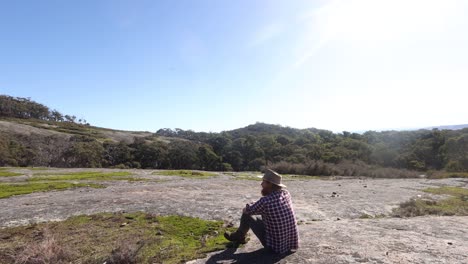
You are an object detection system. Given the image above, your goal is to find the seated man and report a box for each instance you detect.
[224,169,299,254]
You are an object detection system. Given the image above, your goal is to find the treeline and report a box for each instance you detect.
[1,122,466,175]
[155,123,468,173]
[0,96,467,175]
[0,133,231,170]
[0,95,88,124]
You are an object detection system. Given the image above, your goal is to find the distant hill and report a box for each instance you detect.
[425,124,468,130]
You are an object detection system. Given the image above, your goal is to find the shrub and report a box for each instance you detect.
[218,162,233,171]
[105,244,140,264]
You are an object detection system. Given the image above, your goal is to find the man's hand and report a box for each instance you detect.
[242,206,247,214]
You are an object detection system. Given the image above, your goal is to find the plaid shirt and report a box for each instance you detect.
[245,189,299,254]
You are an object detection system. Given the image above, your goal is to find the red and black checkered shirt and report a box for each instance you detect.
[245,189,299,254]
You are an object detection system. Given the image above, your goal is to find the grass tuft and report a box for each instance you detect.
[0,182,104,199]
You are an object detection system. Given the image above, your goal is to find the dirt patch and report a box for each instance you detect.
[98,130,153,143]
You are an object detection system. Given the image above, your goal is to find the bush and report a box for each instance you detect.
[105,244,140,264]
[219,162,233,171]
[111,164,128,169]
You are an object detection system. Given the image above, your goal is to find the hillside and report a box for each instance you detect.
[1,95,467,176]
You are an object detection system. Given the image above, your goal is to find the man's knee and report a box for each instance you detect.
[240,213,255,222]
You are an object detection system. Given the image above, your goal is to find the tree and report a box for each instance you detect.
[443,134,468,171]
[63,136,104,167]
[103,141,133,167]
[168,141,199,169]
[198,145,221,171]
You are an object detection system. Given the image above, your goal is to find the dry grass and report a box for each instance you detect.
[13,229,73,264]
[105,244,141,264]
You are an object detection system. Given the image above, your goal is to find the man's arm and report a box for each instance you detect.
[244,197,267,215]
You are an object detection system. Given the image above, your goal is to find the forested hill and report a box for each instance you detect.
[1,95,467,177]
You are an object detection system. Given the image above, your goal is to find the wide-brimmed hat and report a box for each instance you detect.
[258,169,287,188]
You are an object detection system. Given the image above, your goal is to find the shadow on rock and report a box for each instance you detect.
[205,247,294,264]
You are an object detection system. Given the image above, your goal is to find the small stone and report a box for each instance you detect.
[447,242,453,245]
[336,218,341,221]
[0,234,11,240]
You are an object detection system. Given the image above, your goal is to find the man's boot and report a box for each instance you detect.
[223,231,247,244]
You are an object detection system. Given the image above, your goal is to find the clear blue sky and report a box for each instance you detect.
[1,0,467,132]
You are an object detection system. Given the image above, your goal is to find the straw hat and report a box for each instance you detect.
[258,169,287,188]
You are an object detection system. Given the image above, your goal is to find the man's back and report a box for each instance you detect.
[246,189,299,254]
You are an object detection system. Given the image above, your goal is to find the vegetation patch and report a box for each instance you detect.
[0,182,103,199]
[0,170,22,177]
[28,167,53,171]
[359,213,386,219]
[393,186,468,217]
[283,174,322,180]
[428,172,468,179]
[232,172,262,181]
[30,171,141,181]
[423,186,468,197]
[0,212,235,264]
[152,170,217,178]
[232,172,320,181]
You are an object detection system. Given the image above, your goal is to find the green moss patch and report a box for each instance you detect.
[0,212,235,264]
[0,182,103,199]
[429,172,468,179]
[152,170,217,178]
[393,186,468,217]
[30,171,141,181]
[423,186,468,197]
[0,170,22,177]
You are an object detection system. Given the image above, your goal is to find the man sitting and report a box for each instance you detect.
[224,169,299,254]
